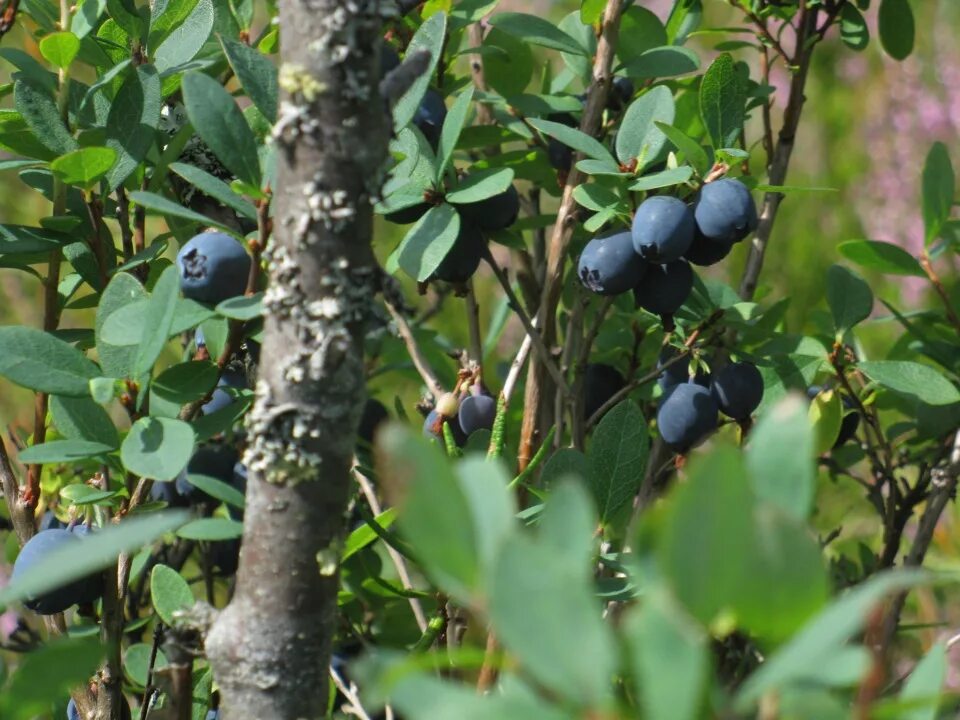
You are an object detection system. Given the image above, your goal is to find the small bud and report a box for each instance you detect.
[436,392,459,418]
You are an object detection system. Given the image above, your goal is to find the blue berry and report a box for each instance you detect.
[684,228,733,266]
[632,260,694,316]
[384,202,430,225]
[458,185,520,232]
[583,363,625,420]
[176,232,251,305]
[11,529,102,614]
[423,409,466,446]
[39,511,65,531]
[578,230,646,296]
[631,196,695,263]
[546,112,578,171]
[694,178,758,244]
[657,346,709,392]
[458,393,497,436]
[710,361,764,420]
[413,89,446,149]
[358,398,389,446]
[657,382,719,451]
[175,444,240,504]
[432,222,485,283]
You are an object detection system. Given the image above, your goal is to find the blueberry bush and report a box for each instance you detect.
[0,0,958,718]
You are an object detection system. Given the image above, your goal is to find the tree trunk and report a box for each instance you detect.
[204,1,388,716]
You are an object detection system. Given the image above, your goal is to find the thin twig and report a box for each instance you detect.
[383,300,445,399]
[464,280,483,366]
[503,333,533,404]
[920,251,960,335]
[330,666,373,720]
[354,467,428,633]
[483,248,568,395]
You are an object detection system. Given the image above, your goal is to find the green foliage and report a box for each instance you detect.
[0,1,957,718]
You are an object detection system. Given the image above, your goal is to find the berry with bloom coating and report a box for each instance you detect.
[176,232,251,305]
[458,393,496,436]
[657,383,719,451]
[693,178,758,244]
[633,260,694,316]
[578,230,646,296]
[631,196,695,263]
[710,362,764,420]
[11,529,102,614]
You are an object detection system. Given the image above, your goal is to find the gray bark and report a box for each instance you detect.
[204,0,389,716]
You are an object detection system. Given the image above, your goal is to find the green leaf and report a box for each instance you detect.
[149,360,218,418]
[60,485,117,506]
[657,445,755,625]
[124,643,168,687]
[618,6,667,65]
[580,0,606,26]
[746,395,815,521]
[628,166,693,191]
[878,0,914,61]
[573,183,623,212]
[107,0,145,41]
[655,122,710,176]
[39,31,81,69]
[152,0,213,73]
[528,118,615,164]
[378,424,479,604]
[624,592,708,720]
[18,439,114,463]
[436,87,474,183]
[97,272,148,379]
[72,0,108,38]
[839,4,869,51]
[134,265,180,377]
[825,264,873,334]
[14,78,77,156]
[182,71,261,186]
[105,64,162,190]
[0,326,100,396]
[393,204,460,282]
[616,86,675,167]
[220,35,277,121]
[481,28,532,99]
[488,12,587,56]
[445,167,515,204]
[621,46,700,79]
[490,530,616,706]
[0,223,65,253]
[588,399,649,525]
[538,479,597,570]
[176,517,244,540]
[0,110,58,161]
[757,354,824,415]
[342,508,397,561]
[899,641,947,720]
[733,505,829,643]
[182,473,245,510]
[699,53,744,149]
[50,146,116,189]
[128,190,239,236]
[393,12,447,130]
[121,416,196,481]
[454,456,515,582]
[0,635,104,720]
[837,239,924,277]
[858,361,960,406]
[922,142,954,244]
[215,293,263,320]
[169,162,258,220]
[150,563,195,624]
[735,570,930,708]
[0,511,190,611]
[50,394,120,447]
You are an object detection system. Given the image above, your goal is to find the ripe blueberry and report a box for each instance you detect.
[458,393,496,436]
[211,539,241,576]
[632,260,694,316]
[423,408,467,446]
[684,228,733,266]
[195,327,206,348]
[583,363,625,421]
[657,382,719,451]
[578,230,646,296]
[67,698,80,720]
[39,510,65,531]
[11,529,102,614]
[631,196,695,263]
[202,371,247,416]
[432,222,485,283]
[414,89,447,149]
[608,76,635,111]
[176,232,251,305]
[710,361,764,420]
[693,178,758,244]
[458,184,520,232]
[151,479,189,508]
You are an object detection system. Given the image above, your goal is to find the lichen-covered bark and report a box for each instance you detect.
[204,1,388,716]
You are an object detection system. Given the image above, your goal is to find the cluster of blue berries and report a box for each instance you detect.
[422,385,497,446]
[578,178,758,313]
